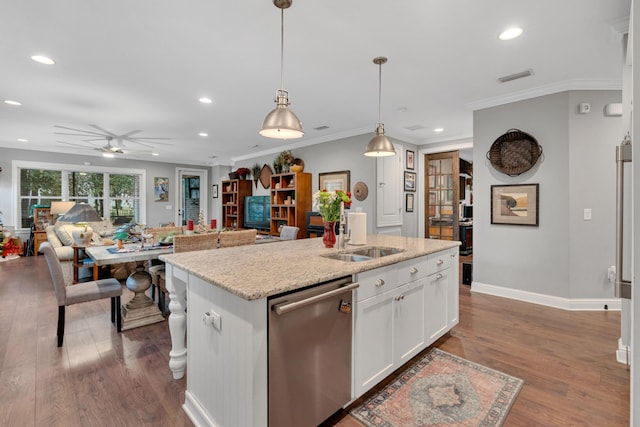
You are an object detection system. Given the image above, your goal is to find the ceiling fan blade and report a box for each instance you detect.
[54,125,108,137]
[56,140,93,149]
[89,124,118,137]
[119,130,143,138]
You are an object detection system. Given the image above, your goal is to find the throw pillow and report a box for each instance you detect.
[54,223,76,246]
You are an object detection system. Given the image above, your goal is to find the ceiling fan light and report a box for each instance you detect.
[102,152,115,158]
[364,124,396,157]
[260,91,304,139]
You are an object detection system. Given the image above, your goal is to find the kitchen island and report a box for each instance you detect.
[160,234,459,427]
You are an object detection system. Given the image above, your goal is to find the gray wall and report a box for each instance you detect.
[0,147,211,233]
[228,133,419,236]
[474,90,622,299]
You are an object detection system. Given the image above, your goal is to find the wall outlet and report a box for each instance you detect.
[583,208,592,220]
[579,103,591,114]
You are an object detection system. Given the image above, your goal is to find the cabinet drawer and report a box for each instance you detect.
[355,267,398,302]
[426,251,451,275]
[396,256,430,283]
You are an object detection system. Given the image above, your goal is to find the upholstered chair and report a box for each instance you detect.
[279,226,299,240]
[42,244,122,347]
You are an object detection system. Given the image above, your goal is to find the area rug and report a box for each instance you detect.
[350,348,524,427]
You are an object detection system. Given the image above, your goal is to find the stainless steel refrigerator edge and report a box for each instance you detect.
[268,276,357,426]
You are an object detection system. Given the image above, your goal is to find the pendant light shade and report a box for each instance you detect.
[364,57,396,157]
[260,90,304,139]
[260,0,304,140]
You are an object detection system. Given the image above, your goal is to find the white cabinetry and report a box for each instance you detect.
[353,248,458,397]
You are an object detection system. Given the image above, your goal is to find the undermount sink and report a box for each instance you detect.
[322,246,405,262]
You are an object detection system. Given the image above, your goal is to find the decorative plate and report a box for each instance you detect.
[259,164,273,189]
[486,129,543,176]
[353,181,369,201]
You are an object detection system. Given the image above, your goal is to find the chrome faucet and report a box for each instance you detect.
[338,204,350,249]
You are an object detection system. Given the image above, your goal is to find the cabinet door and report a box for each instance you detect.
[353,291,394,397]
[394,279,425,365]
[424,270,448,345]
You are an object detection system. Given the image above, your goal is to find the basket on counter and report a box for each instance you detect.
[486,128,542,176]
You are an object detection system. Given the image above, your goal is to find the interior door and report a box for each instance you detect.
[424,151,459,241]
[175,168,208,226]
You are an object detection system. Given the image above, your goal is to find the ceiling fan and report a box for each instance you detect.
[57,137,155,156]
[54,124,172,150]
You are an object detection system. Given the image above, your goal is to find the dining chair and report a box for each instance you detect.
[147,225,184,304]
[42,244,122,347]
[152,233,219,314]
[279,226,299,240]
[219,229,257,248]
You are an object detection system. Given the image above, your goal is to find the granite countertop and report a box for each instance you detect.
[160,235,460,301]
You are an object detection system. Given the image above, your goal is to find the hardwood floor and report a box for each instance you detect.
[0,255,630,426]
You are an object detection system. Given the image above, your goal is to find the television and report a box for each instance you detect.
[244,196,271,231]
[463,205,473,219]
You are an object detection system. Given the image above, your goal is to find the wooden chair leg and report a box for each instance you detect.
[150,284,156,301]
[57,306,65,347]
[158,291,166,316]
[116,296,122,333]
[111,297,115,323]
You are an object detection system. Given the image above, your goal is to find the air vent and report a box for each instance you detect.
[404,124,426,131]
[498,69,533,83]
[314,125,329,131]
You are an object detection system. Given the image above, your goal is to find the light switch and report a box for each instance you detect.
[166,205,172,210]
[583,208,592,220]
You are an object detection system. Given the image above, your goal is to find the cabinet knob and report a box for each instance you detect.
[436,273,444,280]
[375,279,385,287]
[394,295,405,302]
[410,267,418,275]
[436,259,444,265]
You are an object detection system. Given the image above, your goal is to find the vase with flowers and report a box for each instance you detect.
[313,189,352,248]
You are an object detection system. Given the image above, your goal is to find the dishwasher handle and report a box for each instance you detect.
[273,282,359,315]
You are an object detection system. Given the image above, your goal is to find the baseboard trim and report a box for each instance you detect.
[183,390,217,427]
[616,338,632,366]
[470,282,621,311]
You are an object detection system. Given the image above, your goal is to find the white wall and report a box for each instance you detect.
[473,90,622,300]
[228,134,419,236]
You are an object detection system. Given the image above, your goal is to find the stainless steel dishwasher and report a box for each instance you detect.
[268,276,358,427]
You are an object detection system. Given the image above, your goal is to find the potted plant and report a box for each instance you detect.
[236,167,250,180]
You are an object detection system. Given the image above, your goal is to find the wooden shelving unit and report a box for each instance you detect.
[269,172,311,238]
[221,179,252,229]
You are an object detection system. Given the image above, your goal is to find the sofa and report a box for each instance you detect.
[44,219,115,261]
[44,219,138,280]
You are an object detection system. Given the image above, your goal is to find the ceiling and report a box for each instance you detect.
[0,0,630,166]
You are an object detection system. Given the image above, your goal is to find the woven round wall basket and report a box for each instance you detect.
[486,128,543,176]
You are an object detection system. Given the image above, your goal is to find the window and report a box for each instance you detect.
[14,161,146,229]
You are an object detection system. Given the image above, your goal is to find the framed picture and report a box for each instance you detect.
[406,149,415,170]
[319,170,350,192]
[404,171,416,192]
[491,184,539,226]
[212,184,219,199]
[154,177,169,202]
[406,193,414,212]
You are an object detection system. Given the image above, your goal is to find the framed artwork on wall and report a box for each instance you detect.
[319,170,350,192]
[212,184,219,199]
[406,193,414,212]
[406,149,415,170]
[154,177,169,202]
[404,171,416,192]
[491,183,539,226]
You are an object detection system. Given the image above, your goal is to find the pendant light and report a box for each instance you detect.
[259,0,304,139]
[364,56,396,157]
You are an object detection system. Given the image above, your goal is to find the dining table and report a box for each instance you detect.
[86,243,174,330]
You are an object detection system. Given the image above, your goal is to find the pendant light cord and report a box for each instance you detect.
[280,8,285,91]
[377,62,382,123]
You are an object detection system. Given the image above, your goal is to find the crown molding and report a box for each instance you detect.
[465,78,622,111]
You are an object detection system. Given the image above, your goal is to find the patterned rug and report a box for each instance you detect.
[350,348,524,427]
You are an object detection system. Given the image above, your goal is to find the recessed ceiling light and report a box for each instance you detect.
[4,100,22,106]
[17,138,28,142]
[31,55,55,65]
[152,152,159,156]
[199,132,209,137]
[499,27,523,41]
[199,97,213,104]
[434,128,444,132]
